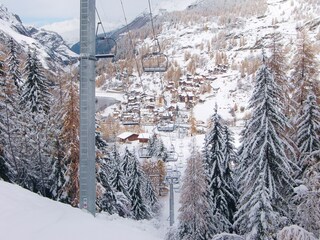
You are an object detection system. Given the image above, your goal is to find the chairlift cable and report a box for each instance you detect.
[119,0,143,83]
[147,0,156,43]
[95,8,107,38]
[119,0,146,128]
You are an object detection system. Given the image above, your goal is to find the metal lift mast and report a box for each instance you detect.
[79,0,96,215]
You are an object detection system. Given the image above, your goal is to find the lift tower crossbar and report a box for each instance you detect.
[79,0,96,216]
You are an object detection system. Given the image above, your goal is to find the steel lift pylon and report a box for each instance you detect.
[79,0,97,216]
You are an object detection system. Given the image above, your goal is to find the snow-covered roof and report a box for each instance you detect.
[117,132,135,140]
[138,133,150,139]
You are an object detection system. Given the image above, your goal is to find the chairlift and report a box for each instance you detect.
[142,52,168,72]
[95,36,117,59]
[142,38,168,73]
[159,186,169,196]
[165,170,181,184]
[173,182,181,192]
[139,147,151,158]
[95,21,117,59]
[166,146,178,162]
[157,122,175,132]
[121,112,140,126]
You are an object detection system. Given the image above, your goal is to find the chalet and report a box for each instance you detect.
[117,132,139,143]
[137,133,150,143]
[179,92,195,103]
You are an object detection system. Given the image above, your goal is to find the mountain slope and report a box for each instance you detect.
[97,0,320,127]
[0,4,78,71]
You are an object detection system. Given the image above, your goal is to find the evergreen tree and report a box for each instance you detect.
[221,125,238,224]
[20,48,51,115]
[0,50,18,179]
[0,149,12,182]
[6,38,22,92]
[0,56,5,144]
[147,134,168,161]
[127,153,151,220]
[122,147,135,177]
[155,138,168,161]
[49,138,66,200]
[147,133,157,157]
[293,92,320,237]
[203,108,237,234]
[179,140,213,240]
[277,225,318,240]
[296,92,320,174]
[19,48,52,196]
[109,144,130,199]
[143,175,160,215]
[234,55,295,239]
[96,153,118,215]
[203,107,224,172]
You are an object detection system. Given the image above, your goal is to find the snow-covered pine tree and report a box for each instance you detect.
[234,54,295,239]
[178,139,213,240]
[154,137,168,161]
[109,144,130,199]
[0,56,5,147]
[6,38,22,93]
[95,130,119,215]
[293,92,320,237]
[221,124,238,223]
[203,107,237,234]
[0,44,20,181]
[127,152,151,220]
[146,133,168,161]
[293,175,320,238]
[0,146,12,182]
[203,106,224,172]
[49,138,66,200]
[122,147,135,178]
[296,92,320,175]
[277,225,318,240]
[146,133,157,157]
[19,48,53,196]
[20,48,51,115]
[142,174,160,215]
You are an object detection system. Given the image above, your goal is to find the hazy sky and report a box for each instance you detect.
[0,0,195,43]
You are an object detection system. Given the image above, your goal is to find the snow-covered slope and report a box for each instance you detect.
[0,181,162,240]
[0,4,78,71]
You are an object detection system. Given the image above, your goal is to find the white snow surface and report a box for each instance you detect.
[0,181,163,240]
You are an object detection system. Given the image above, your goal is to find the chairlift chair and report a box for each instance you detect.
[139,147,151,158]
[142,38,168,72]
[121,112,140,126]
[157,122,175,132]
[95,36,117,59]
[165,170,181,184]
[142,52,168,72]
[166,150,178,162]
[95,20,117,60]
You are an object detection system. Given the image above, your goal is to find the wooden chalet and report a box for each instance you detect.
[117,132,139,143]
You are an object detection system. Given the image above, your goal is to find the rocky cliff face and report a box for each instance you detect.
[0,4,78,72]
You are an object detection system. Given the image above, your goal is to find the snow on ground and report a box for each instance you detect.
[0,181,163,240]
